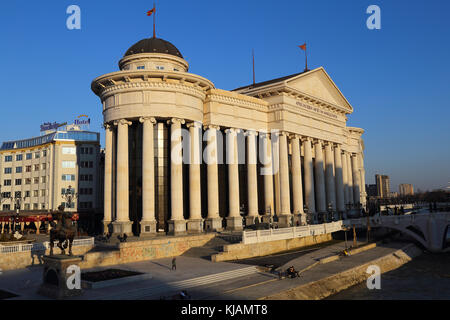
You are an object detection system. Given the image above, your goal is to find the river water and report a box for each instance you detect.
[328,233,450,299]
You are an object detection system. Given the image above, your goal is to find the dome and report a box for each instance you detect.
[124,37,183,58]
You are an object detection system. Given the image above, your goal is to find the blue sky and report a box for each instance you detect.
[0,0,449,192]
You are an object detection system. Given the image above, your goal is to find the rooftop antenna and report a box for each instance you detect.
[252,49,256,85]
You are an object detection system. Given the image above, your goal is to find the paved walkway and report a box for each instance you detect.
[0,237,414,300]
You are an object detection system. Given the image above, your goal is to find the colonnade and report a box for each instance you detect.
[103,118,366,236]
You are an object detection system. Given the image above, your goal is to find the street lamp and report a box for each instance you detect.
[10,191,28,233]
[303,204,310,225]
[62,185,78,210]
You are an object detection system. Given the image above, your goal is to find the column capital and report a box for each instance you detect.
[273,130,289,137]
[103,122,113,130]
[224,128,241,134]
[289,133,302,140]
[114,119,132,126]
[186,121,202,129]
[203,124,220,131]
[244,130,258,137]
[323,141,334,147]
[259,131,271,139]
[313,139,323,145]
[167,118,185,125]
[139,116,156,124]
[301,136,313,143]
[333,143,342,149]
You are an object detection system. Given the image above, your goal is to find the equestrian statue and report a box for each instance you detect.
[49,205,77,256]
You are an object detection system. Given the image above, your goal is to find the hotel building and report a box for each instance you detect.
[0,125,101,214]
[91,37,367,236]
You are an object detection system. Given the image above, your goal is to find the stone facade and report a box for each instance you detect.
[91,37,367,236]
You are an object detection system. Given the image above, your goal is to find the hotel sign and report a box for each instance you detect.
[40,122,67,132]
[74,115,90,125]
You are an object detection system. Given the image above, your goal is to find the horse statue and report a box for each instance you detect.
[49,205,77,256]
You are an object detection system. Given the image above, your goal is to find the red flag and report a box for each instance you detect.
[147,8,155,16]
[298,43,306,51]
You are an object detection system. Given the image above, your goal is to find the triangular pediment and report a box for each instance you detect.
[286,67,353,112]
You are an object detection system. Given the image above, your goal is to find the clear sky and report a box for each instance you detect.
[0,0,449,192]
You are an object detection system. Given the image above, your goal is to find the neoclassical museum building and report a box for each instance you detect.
[91,37,367,236]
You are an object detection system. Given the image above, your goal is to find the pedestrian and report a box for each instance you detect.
[171,257,176,271]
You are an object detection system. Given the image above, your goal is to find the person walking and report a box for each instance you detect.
[171,257,177,271]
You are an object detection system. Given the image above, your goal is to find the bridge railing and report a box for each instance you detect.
[0,237,94,254]
[242,221,344,244]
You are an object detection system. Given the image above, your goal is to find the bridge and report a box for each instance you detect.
[343,212,450,253]
[242,212,450,253]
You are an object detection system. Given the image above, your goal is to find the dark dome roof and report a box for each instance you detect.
[124,37,183,58]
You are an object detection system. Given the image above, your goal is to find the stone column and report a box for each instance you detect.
[359,153,367,208]
[187,122,203,233]
[314,140,327,216]
[334,144,345,214]
[261,133,274,223]
[245,130,259,226]
[303,137,316,216]
[204,125,222,231]
[139,117,157,236]
[290,134,305,225]
[112,119,132,236]
[324,142,337,212]
[342,151,349,207]
[168,118,186,235]
[352,153,361,207]
[346,152,354,205]
[225,128,242,230]
[103,123,113,234]
[278,132,291,227]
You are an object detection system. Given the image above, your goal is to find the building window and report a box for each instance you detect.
[42,163,46,170]
[43,150,47,157]
[25,178,32,185]
[3,179,11,186]
[16,167,22,173]
[41,204,46,209]
[33,190,39,197]
[14,191,21,198]
[62,161,76,168]
[34,177,39,184]
[26,165,31,172]
[15,179,22,185]
[62,147,76,155]
[16,154,23,161]
[174,68,179,71]
[34,164,40,171]
[62,174,75,181]
[2,204,10,211]
[33,203,38,210]
[4,155,12,162]
[24,203,30,210]
[61,202,75,209]
[2,192,11,198]
[41,176,46,183]
[4,167,12,174]
[137,65,145,70]
[35,151,40,159]
[41,190,46,197]
[25,191,30,197]
[26,153,32,160]
[156,66,164,70]
[61,188,75,195]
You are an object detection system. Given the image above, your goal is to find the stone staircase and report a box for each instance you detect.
[181,233,242,260]
[99,265,260,300]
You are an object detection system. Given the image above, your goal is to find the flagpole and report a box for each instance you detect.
[153,3,156,38]
[305,46,308,71]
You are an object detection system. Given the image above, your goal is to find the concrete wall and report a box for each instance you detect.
[212,233,333,262]
[80,234,216,269]
[0,245,94,271]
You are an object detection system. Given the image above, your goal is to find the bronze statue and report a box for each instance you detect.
[49,205,76,256]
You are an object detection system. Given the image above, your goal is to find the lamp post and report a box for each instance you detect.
[10,191,28,233]
[62,185,78,211]
[303,204,310,225]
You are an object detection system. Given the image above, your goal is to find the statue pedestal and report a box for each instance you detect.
[37,255,83,299]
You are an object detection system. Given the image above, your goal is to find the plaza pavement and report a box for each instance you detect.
[0,238,414,300]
